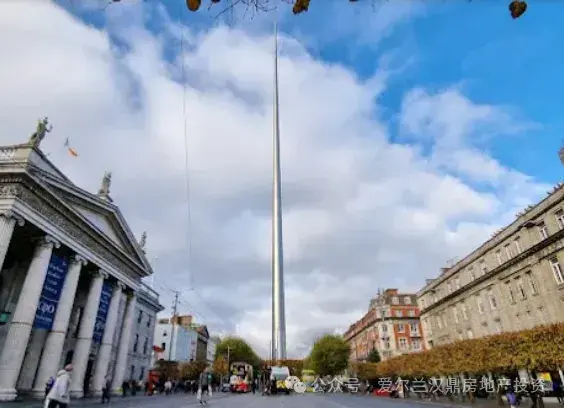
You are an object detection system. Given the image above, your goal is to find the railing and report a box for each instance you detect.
[140,282,160,301]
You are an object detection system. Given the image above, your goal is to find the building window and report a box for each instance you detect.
[468,268,476,282]
[412,339,421,350]
[397,324,405,333]
[399,338,407,350]
[496,250,504,266]
[130,365,135,380]
[381,324,388,333]
[495,321,502,334]
[143,337,149,355]
[137,310,143,324]
[147,317,152,328]
[506,281,515,303]
[526,272,538,295]
[161,342,166,351]
[488,291,497,310]
[453,306,459,323]
[538,222,549,240]
[404,297,411,304]
[458,332,464,340]
[419,299,426,309]
[455,278,461,290]
[461,303,468,320]
[396,310,403,317]
[516,279,526,299]
[133,334,139,352]
[392,297,399,304]
[466,329,474,339]
[504,243,513,259]
[408,310,415,317]
[480,261,488,275]
[556,209,564,230]
[139,367,145,381]
[514,237,522,254]
[476,296,485,314]
[550,258,564,285]
[410,323,419,333]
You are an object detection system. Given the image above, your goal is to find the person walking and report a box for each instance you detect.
[46,364,73,408]
[198,369,212,405]
[101,377,111,404]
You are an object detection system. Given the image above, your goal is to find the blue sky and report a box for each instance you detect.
[68,0,564,185]
[13,0,560,351]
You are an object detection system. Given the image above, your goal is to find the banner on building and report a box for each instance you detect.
[33,254,70,330]
[92,280,112,344]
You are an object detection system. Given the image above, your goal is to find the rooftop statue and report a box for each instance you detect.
[139,231,147,251]
[98,171,112,196]
[29,117,52,149]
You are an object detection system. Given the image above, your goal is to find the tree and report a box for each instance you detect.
[179,361,208,380]
[367,348,381,363]
[308,334,350,376]
[181,0,528,20]
[213,355,229,376]
[215,336,261,368]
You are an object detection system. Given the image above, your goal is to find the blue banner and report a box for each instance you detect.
[92,281,112,344]
[33,254,69,330]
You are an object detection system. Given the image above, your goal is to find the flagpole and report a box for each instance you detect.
[271,8,287,362]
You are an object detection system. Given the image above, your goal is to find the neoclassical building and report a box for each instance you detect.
[0,129,162,401]
[418,180,564,349]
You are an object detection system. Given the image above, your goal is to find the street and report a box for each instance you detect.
[0,393,443,408]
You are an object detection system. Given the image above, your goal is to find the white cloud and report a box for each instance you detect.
[0,1,550,358]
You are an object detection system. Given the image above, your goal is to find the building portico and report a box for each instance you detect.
[0,130,156,401]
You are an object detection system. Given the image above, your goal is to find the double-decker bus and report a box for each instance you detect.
[229,362,253,393]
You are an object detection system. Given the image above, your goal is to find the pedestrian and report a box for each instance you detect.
[553,380,563,404]
[164,379,172,395]
[198,368,212,405]
[101,377,111,404]
[46,364,73,408]
[507,387,518,408]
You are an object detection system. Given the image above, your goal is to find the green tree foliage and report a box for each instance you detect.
[308,334,350,376]
[367,348,381,363]
[215,336,261,367]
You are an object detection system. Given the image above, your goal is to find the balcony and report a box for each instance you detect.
[410,331,422,338]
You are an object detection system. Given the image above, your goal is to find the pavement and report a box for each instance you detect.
[0,392,562,408]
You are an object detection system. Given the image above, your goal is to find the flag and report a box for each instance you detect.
[64,138,78,157]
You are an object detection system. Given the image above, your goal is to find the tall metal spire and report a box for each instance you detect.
[271,11,287,361]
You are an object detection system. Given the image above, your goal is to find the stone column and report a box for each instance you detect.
[0,211,24,273]
[69,270,107,398]
[111,292,137,394]
[0,235,60,401]
[31,255,87,398]
[91,281,124,396]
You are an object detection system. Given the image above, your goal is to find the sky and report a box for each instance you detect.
[1,0,563,358]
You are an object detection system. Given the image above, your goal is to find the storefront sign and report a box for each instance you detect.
[92,280,112,344]
[33,254,69,330]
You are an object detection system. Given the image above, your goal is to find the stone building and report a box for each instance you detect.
[0,135,162,401]
[344,288,425,362]
[123,284,163,383]
[418,181,564,348]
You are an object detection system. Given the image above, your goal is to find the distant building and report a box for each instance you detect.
[344,288,425,361]
[153,316,211,364]
[418,182,564,349]
[122,284,163,383]
[207,336,220,364]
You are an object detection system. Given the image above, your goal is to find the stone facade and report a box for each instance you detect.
[418,182,564,348]
[344,289,425,362]
[125,285,163,383]
[0,142,163,400]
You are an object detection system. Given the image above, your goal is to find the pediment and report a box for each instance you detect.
[32,172,150,272]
